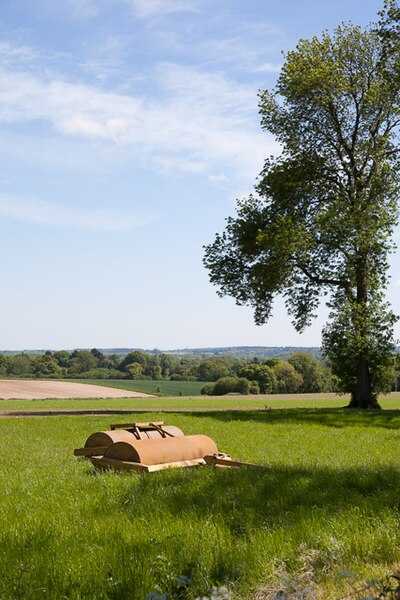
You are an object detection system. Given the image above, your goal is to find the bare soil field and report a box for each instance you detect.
[0,380,155,399]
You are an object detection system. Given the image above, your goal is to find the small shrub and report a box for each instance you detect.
[170,374,185,381]
[249,383,260,394]
[76,368,123,379]
[170,374,197,381]
[202,377,252,396]
[201,383,215,395]
[236,377,250,395]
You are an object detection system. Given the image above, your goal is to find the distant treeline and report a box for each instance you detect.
[1,348,400,395]
[0,345,323,359]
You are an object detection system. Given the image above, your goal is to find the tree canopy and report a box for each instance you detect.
[204,3,400,408]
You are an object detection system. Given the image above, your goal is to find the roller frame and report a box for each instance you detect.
[90,453,262,472]
[109,421,164,430]
[91,455,207,472]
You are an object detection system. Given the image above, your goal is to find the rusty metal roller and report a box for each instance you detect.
[140,426,183,440]
[85,430,136,449]
[84,426,184,449]
[103,434,218,466]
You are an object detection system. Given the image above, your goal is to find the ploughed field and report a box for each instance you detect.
[1,409,400,599]
[0,379,155,399]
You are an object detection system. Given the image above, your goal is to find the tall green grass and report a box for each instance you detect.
[1,411,400,598]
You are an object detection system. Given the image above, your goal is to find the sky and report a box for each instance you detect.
[0,0,398,351]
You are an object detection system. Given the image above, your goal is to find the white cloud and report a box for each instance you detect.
[0,62,278,178]
[64,0,98,19]
[0,42,37,66]
[252,62,283,74]
[0,194,154,232]
[209,173,229,184]
[127,0,198,19]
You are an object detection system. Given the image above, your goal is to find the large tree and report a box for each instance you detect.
[204,6,400,408]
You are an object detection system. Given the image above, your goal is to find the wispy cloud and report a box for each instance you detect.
[0,60,278,178]
[127,0,199,19]
[208,173,229,185]
[0,42,37,66]
[64,0,99,18]
[0,194,154,232]
[252,62,283,74]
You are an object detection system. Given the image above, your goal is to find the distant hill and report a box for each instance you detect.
[0,346,323,359]
[163,346,323,359]
[3,345,398,359]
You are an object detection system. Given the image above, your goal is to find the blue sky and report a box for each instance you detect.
[0,0,397,350]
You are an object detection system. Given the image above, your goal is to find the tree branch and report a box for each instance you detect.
[297,263,354,299]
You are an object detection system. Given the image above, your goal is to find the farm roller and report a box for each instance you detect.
[74,421,261,472]
[74,421,184,458]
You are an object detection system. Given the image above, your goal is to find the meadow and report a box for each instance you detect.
[1,407,400,599]
[2,391,400,413]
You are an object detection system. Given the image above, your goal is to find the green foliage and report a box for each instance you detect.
[159,354,180,378]
[201,376,251,396]
[236,377,251,395]
[240,364,277,393]
[273,361,303,394]
[52,350,70,368]
[322,296,397,405]
[289,352,331,393]
[201,383,217,396]
[0,354,10,376]
[126,362,144,380]
[249,383,260,395]
[120,350,151,372]
[7,353,32,376]
[72,368,123,379]
[90,348,105,364]
[32,355,62,377]
[204,15,400,408]
[69,350,98,374]
[0,345,381,397]
[210,377,239,396]
[197,358,230,382]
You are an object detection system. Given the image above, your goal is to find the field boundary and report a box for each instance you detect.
[0,406,269,417]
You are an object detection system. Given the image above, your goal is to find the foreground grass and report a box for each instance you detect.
[1,410,400,599]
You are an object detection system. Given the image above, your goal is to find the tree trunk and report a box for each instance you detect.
[348,357,380,408]
[347,260,381,409]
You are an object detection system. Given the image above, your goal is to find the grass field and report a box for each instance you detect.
[3,392,400,413]
[70,379,208,396]
[1,408,400,599]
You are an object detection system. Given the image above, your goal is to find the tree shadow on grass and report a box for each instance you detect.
[114,463,400,538]
[175,408,400,429]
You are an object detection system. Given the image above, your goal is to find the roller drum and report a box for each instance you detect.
[103,434,218,465]
[84,430,136,448]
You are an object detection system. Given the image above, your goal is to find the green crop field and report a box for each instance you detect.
[1,409,400,599]
[71,379,208,397]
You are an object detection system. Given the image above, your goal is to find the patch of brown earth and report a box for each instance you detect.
[0,380,155,400]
